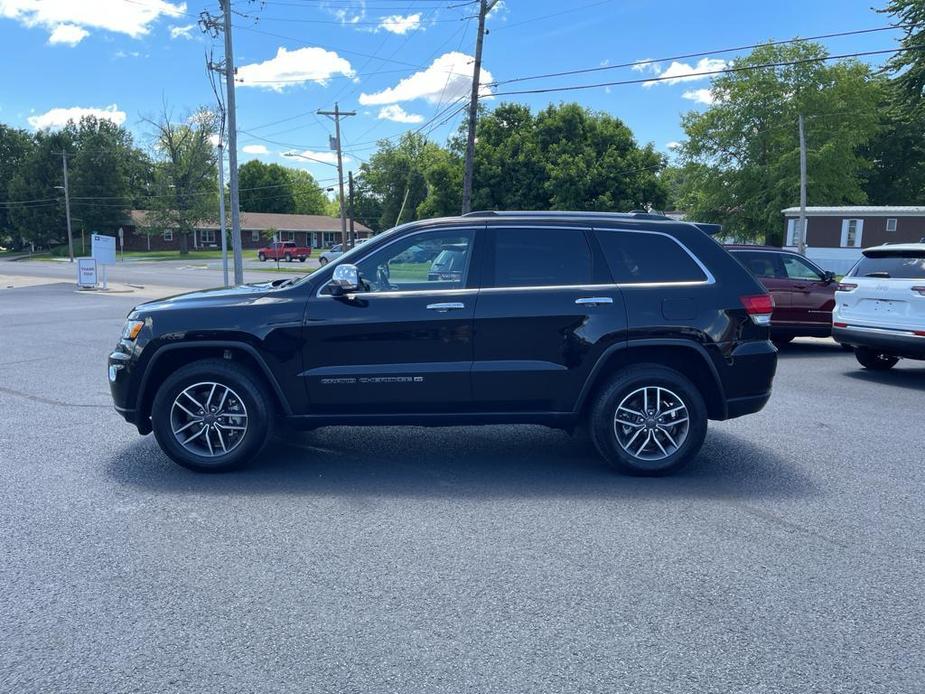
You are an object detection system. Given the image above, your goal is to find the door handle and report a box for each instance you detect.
[575,297,614,306]
[426,302,465,312]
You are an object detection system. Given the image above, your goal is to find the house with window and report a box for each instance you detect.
[781,206,925,273]
[124,210,373,252]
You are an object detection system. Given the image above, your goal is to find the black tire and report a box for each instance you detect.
[319,257,328,266]
[589,364,707,476]
[285,253,292,262]
[772,335,794,349]
[258,253,266,262]
[855,347,899,371]
[299,256,306,263]
[151,358,273,472]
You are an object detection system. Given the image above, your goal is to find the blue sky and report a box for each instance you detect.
[0,0,904,185]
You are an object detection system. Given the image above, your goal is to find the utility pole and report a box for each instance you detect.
[347,170,356,248]
[217,141,229,287]
[319,103,355,249]
[59,151,74,262]
[798,113,807,255]
[461,0,498,214]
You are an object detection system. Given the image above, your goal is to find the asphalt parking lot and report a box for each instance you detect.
[1,282,923,693]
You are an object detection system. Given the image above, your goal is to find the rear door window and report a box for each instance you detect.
[491,227,593,287]
[596,230,707,283]
[851,252,925,279]
[731,251,783,279]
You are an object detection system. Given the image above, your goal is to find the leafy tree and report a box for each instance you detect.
[69,116,141,234]
[0,125,35,247]
[238,160,294,213]
[8,129,74,248]
[142,107,218,254]
[288,168,329,215]
[862,81,925,204]
[676,42,882,244]
[880,0,925,102]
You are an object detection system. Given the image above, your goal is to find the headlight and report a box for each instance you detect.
[121,319,144,340]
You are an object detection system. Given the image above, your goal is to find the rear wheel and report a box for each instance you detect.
[151,359,272,472]
[589,365,707,476]
[258,253,266,262]
[285,253,292,262]
[299,256,306,262]
[855,347,899,371]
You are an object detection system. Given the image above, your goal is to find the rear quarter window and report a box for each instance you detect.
[851,252,925,279]
[595,230,707,283]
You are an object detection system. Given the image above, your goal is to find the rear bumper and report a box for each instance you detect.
[833,325,925,359]
[770,323,832,339]
[716,340,777,420]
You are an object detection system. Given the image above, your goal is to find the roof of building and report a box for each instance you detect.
[781,206,925,217]
[130,210,372,233]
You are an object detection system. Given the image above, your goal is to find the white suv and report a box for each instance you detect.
[833,243,925,370]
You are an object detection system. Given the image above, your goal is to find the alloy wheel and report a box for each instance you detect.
[170,381,248,457]
[613,386,690,462]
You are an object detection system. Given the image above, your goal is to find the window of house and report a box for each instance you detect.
[200,229,217,244]
[886,218,898,232]
[786,218,807,247]
[251,230,260,241]
[840,219,863,248]
[596,231,708,284]
[162,230,174,241]
[279,231,295,242]
[492,227,593,288]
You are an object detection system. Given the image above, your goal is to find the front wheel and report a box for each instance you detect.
[589,365,707,476]
[285,253,292,262]
[151,359,272,472]
[318,257,328,266]
[855,347,899,371]
[258,253,266,262]
[299,256,306,263]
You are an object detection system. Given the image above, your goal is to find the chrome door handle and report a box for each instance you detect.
[575,297,614,306]
[426,302,465,312]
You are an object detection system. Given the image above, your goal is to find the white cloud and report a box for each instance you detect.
[169,23,195,39]
[48,23,88,46]
[643,58,727,87]
[682,88,715,105]
[325,0,365,25]
[28,104,126,130]
[237,47,355,91]
[377,104,424,124]
[359,51,493,106]
[379,12,421,34]
[487,0,506,20]
[631,59,660,75]
[666,141,681,150]
[242,144,269,155]
[284,150,348,166]
[0,0,186,44]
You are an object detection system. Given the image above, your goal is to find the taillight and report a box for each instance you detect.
[833,322,848,328]
[912,286,925,296]
[740,294,774,325]
[836,282,858,292]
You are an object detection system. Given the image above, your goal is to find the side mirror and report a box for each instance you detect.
[822,270,836,284]
[328,263,360,295]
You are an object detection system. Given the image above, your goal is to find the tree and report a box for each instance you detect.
[0,125,35,248]
[142,107,218,254]
[862,81,925,204]
[880,0,925,103]
[676,42,882,244]
[69,116,141,234]
[238,160,294,213]
[288,168,328,215]
[8,129,74,248]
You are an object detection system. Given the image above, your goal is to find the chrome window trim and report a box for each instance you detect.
[314,225,483,298]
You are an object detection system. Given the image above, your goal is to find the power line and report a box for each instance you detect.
[488,24,906,87]
[484,46,924,98]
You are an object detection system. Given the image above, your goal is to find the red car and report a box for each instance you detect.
[257,241,311,263]
[726,246,837,347]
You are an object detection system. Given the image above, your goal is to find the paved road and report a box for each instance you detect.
[1,282,923,693]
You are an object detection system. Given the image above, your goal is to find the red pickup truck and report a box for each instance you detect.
[257,241,311,263]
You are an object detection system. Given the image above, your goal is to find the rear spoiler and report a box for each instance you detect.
[691,222,723,236]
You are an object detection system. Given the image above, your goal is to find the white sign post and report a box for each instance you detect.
[91,233,116,290]
[77,258,97,288]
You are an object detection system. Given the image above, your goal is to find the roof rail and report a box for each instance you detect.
[461,210,673,221]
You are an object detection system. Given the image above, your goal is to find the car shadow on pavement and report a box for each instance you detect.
[106,425,818,501]
[844,365,925,391]
[775,340,848,359]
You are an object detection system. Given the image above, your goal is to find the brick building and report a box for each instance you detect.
[124,210,373,251]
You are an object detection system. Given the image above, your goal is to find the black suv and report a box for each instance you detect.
[109,211,777,476]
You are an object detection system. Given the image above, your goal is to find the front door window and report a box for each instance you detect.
[354,231,475,293]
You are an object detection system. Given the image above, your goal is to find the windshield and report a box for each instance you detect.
[850,251,925,279]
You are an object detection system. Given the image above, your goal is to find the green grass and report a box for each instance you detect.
[249,266,316,275]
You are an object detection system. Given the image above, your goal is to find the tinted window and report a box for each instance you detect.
[596,231,707,283]
[850,251,925,279]
[493,227,592,287]
[731,251,782,279]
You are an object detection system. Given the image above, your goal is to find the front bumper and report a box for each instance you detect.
[109,348,152,433]
[833,325,925,360]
